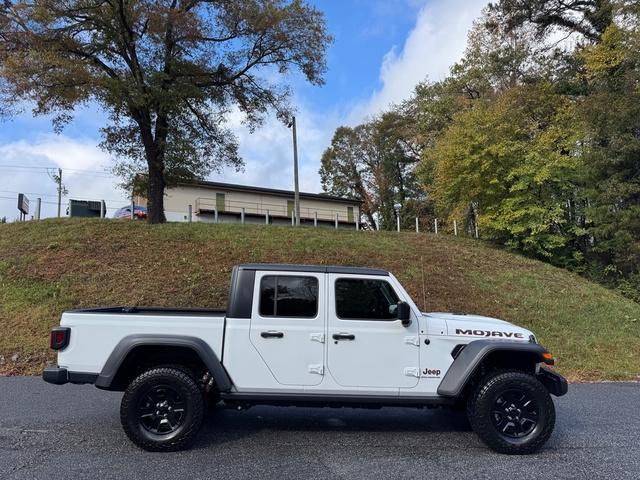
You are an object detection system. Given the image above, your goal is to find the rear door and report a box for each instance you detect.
[327,274,420,388]
[249,271,325,386]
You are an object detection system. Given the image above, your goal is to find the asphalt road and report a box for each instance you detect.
[0,378,638,480]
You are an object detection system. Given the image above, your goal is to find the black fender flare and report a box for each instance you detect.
[437,340,552,398]
[94,334,232,392]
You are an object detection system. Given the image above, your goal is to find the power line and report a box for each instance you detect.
[0,195,58,205]
[0,190,129,204]
[0,165,50,170]
[0,190,59,198]
[0,164,118,177]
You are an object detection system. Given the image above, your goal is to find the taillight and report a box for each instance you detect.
[50,327,70,351]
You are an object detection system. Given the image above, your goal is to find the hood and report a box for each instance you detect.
[423,312,534,341]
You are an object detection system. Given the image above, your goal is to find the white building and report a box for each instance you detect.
[138,180,362,228]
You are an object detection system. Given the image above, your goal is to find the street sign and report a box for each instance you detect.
[17,193,29,215]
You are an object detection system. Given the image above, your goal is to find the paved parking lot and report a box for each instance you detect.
[0,377,638,479]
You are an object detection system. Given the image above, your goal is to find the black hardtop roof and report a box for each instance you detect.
[236,263,389,276]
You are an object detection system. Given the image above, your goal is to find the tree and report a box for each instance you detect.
[0,0,332,223]
[489,0,615,42]
[411,10,544,233]
[319,124,381,228]
[320,109,422,230]
[429,83,588,263]
[486,0,639,291]
[580,23,640,278]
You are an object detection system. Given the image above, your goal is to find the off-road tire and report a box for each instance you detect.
[467,370,555,454]
[155,363,221,410]
[120,367,205,452]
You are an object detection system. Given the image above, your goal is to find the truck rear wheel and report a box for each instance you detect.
[120,367,205,452]
[467,370,555,454]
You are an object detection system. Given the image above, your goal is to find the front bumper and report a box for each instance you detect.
[537,367,568,396]
[43,366,97,385]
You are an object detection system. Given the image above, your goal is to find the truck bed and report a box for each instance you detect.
[57,307,226,375]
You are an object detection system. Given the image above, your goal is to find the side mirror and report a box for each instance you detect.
[396,301,411,327]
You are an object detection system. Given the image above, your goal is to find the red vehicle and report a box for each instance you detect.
[113,205,147,219]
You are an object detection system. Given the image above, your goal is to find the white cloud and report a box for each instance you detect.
[216,104,342,194]
[349,0,484,121]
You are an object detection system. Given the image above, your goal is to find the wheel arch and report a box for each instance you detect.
[95,335,232,392]
[437,340,551,398]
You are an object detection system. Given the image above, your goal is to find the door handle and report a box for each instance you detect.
[332,333,355,341]
[261,331,284,339]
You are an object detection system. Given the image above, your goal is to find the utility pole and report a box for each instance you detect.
[289,116,301,226]
[57,168,62,217]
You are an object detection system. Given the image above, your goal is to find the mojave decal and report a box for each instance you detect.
[455,328,525,339]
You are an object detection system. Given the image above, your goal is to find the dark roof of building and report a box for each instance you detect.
[237,263,389,276]
[178,179,363,204]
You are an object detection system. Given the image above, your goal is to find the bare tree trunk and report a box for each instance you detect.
[146,156,166,224]
[137,116,167,224]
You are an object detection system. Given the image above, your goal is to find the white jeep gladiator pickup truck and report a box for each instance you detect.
[43,263,567,454]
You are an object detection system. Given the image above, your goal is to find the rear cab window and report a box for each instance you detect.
[259,275,319,318]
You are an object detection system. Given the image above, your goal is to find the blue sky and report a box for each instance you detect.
[298,0,423,110]
[0,0,483,220]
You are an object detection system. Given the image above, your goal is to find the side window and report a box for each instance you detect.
[216,193,225,212]
[335,278,399,320]
[259,275,319,318]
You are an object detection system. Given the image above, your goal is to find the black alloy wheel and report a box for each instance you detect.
[490,389,539,439]
[137,384,187,435]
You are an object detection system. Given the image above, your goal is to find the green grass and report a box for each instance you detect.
[0,218,638,380]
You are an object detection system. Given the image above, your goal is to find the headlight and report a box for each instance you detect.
[529,334,537,344]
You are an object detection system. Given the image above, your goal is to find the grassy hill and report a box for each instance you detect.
[0,219,638,381]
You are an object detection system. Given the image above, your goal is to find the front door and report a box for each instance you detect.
[249,271,325,386]
[327,274,420,388]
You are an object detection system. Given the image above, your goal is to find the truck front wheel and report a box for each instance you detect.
[467,370,555,454]
[120,367,205,451]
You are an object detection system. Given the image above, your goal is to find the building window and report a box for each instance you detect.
[259,275,319,318]
[347,206,354,223]
[216,193,225,212]
[335,278,399,320]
